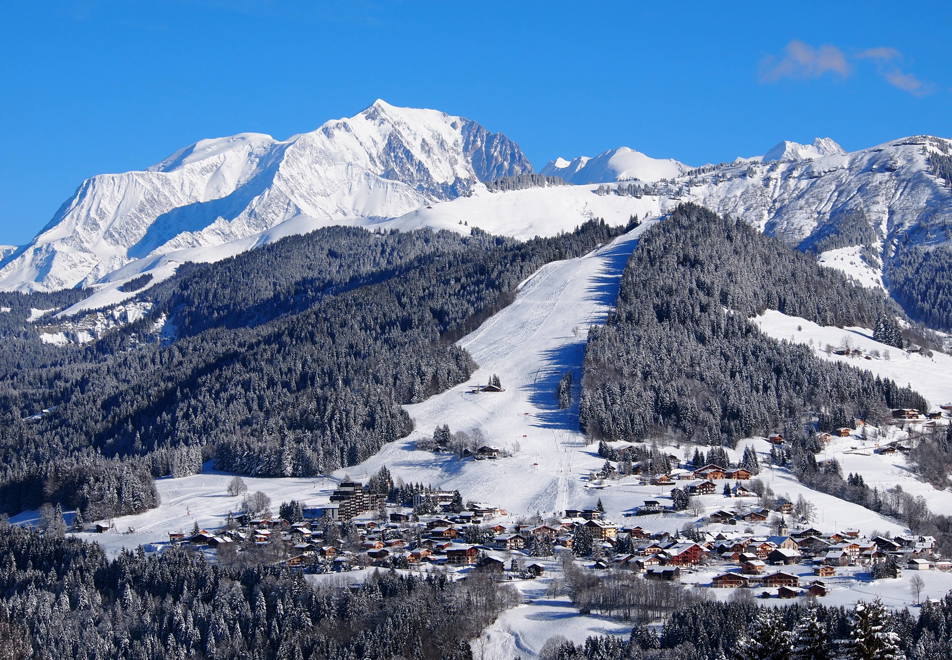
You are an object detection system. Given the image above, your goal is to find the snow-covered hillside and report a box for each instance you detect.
[0,100,531,292]
[540,146,689,183]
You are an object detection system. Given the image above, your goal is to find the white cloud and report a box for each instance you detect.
[759,40,851,82]
[857,47,901,61]
[883,68,930,96]
[761,41,935,97]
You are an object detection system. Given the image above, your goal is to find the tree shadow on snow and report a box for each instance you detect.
[584,234,640,309]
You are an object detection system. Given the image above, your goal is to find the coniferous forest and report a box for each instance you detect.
[0,221,623,517]
[580,204,926,446]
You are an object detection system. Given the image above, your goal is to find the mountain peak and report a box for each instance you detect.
[541,147,687,184]
[763,137,845,162]
[0,102,532,292]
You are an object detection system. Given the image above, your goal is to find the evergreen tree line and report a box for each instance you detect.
[484,173,566,192]
[797,207,879,255]
[887,243,952,331]
[580,204,926,447]
[0,523,516,659]
[0,221,623,516]
[538,595,951,659]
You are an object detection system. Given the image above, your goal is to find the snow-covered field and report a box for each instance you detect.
[753,309,952,408]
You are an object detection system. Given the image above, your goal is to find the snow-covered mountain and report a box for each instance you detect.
[0,100,531,292]
[762,137,845,162]
[3,96,951,310]
[540,146,689,183]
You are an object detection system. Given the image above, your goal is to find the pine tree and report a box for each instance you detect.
[790,604,832,660]
[873,314,903,349]
[839,600,905,660]
[736,609,791,660]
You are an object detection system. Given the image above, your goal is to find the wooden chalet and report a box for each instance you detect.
[763,572,800,588]
[712,572,748,588]
[445,544,480,565]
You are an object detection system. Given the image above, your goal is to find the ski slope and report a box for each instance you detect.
[342,223,654,514]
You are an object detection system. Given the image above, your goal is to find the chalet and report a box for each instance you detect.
[823,551,850,566]
[445,544,480,565]
[807,581,828,597]
[775,499,794,515]
[407,549,431,563]
[94,522,112,534]
[638,542,665,556]
[892,408,920,420]
[927,412,943,420]
[494,534,526,551]
[726,468,752,481]
[367,548,390,561]
[478,555,505,572]
[816,432,832,445]
[634,555,662,570]
[767,536,800,551]
[207,536,232,548]
[389,512,411,523]
[712,572,748,588]
[732,484,757,497]
[792,527,824,539]
[475,446,502,460]
[168,532,185,543]
[628,526,649,539]
[645,566,681,581]
[763,572,800,588]
[663,542,706,565]
[814,565,836,577]
[693,465,727,480]
[837,428,852,437]
[530,525,559,538]
[768,548,802,565]
[640,500,663,514]
[909,559,933,570]
[584,519,618,540]
[429,526,458,539]
[526,563,545,577]
[768,433,785,445]
[709,510,737,523]
[743,510,769,522]
[690,480,717,495]
[651,474,674,486]
[777,586,800,599]
[742,560,766,575]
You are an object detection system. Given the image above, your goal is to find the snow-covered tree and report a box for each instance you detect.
[839,600,905,660]
[873,314,903,349]
[736,609,791,660]
[790,604,831,660]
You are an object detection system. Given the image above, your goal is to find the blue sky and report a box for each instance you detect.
[1,1,949,244]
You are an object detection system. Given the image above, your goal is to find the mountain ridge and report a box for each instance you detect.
[0,100,531,292]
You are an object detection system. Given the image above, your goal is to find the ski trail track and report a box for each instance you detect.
[348,223,650,515]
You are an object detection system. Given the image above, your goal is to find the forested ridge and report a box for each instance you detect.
[0,221,624,517]
[580,203,926,446]
[0,524,514,659]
